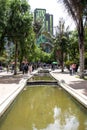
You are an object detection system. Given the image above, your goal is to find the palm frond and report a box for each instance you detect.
[57,0,87,26]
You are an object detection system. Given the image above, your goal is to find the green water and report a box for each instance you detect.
[28,73,56,81]
[0,86,87,130]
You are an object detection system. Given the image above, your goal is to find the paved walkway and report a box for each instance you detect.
[50,69,87,96]
[0,71,37,117]
[50,69,87,108]
[0,69,87,117]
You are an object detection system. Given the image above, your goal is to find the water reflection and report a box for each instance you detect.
[33,106,79,130]
[0,86,87,130]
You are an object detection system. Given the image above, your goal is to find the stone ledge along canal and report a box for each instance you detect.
[0,72,87,130]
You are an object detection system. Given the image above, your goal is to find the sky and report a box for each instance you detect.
[28,0,75,31]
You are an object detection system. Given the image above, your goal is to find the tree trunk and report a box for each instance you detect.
[78,20,84,78]
[14,40,18,75]
[61,50,64,72]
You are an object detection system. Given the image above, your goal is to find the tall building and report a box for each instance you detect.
[34,8,53,35]
[45,13,53,35]
[34,8,53,53]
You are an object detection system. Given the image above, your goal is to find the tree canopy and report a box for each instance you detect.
[0,0,35,74]
[58,0,87,78]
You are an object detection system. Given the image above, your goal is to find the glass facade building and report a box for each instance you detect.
[34,8,53,35]
[45,13,53,35]
[34,8,53,53]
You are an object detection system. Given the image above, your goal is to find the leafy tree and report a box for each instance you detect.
[19,28,35,63]
[6,0,33,74]
[0,0,10,54]
[68,31,79,61]
[84,27,87,68]
[33,20,42,38]
[54,18,69,72]
[58,0,87,78]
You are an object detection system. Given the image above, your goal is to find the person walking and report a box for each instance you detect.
[69,64,73,75]
[29,63,32,74]
[23,63,28,74]
[6,64,9,73]
[72,63,76,75]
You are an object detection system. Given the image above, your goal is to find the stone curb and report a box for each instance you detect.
[0,70,38,117]
[50,72,87,109]
[0,78,27,117]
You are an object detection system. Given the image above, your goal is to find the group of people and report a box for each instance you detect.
[6,61,33,75]
[69,63,77,75]
[22,62,32,74]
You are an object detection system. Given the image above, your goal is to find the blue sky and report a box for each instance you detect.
[28,0,75,30]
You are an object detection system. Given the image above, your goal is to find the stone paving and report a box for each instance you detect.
[0,71,35,117]
[50,69,87,108]
[50,69,87,96]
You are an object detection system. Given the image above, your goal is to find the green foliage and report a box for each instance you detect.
[0,0,10,53]
[59,0,86,78]
[0,0,35,62]
[33,20,42,37]
[54,18,69,71]
[0,57,6,63]
[84,28,87,47]
[68,30,79,60]
[7,0,33,39]
[29,45,52,63]
[41,51,51,63]
[65,60,73,69]
[7,0,34,55]
[3,0,34,74]
[0,50,9,66]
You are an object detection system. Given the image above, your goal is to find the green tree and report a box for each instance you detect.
[6,0,33,74]
[33,20,42,38]
[59,0,87,78]
[54,18,69,72]
[68,31,79,61]
[0,0,9,54]
[19,28,35,64]
[84,27,87,68]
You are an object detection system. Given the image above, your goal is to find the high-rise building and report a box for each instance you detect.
[34,8,53,53]
[45,13,53,35]
[34,8,53,35]
[34,8,46,33]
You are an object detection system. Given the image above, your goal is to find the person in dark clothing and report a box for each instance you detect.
[69,64,73,75]
[11,63,14,73]
[23,63,28,74]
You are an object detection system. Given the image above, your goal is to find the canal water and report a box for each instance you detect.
[0,73,87,130]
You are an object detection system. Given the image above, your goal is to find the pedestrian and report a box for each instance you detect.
[69,64,73,75]
[6,64,9,73]
[29,63,32,74]
[23,63,28,74]
[72,63,76,75]
[11,63,15,73]
[22,63,25,74]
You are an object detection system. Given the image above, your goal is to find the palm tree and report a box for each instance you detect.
[7,0,33,75]
[55,18,69,72]
[59,0,87,78]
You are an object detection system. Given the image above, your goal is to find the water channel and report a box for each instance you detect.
[0,72,87,130]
